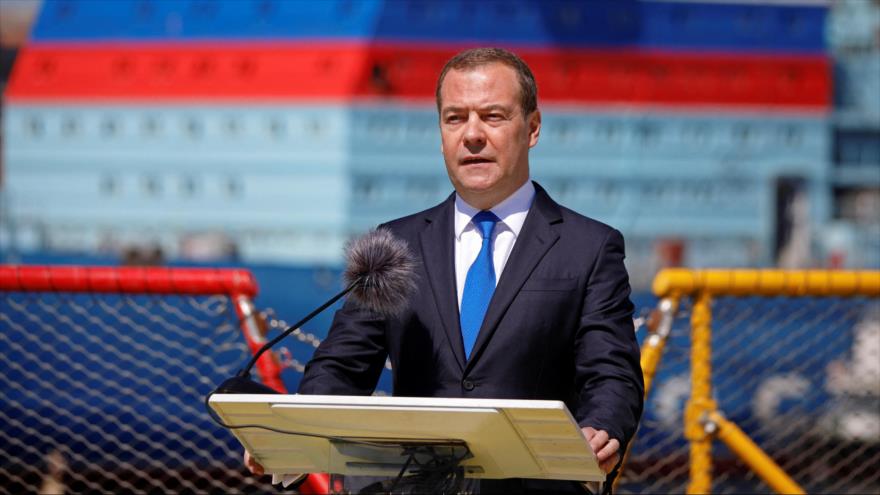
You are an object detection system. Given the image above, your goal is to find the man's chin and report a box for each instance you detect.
[457,182,498,197]
[453,182,508,209]
[455,171,500,189]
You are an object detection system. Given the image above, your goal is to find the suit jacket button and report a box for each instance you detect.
[462,380,475,391]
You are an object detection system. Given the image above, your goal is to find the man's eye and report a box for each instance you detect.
[445,115,463,124]
[485,113,504,121]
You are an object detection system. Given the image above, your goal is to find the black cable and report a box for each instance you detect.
[205,391,474,452]
[387,449,416,493]
[382,444,473,495]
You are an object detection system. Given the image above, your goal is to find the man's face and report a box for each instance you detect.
[439,63,541,209]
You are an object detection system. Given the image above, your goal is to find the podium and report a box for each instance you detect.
[209,394,604,485]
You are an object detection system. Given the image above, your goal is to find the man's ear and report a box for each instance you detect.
[528,109,541,148]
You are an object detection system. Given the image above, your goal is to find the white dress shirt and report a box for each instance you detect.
[454,180,536,310]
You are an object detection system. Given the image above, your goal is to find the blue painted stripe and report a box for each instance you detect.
[31,0,382,42]
[638,0,827,52]
[31,0,826,53]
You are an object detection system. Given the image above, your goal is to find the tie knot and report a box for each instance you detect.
[472,211,499,240]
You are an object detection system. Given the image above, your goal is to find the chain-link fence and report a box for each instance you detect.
[0,267,288,493]
[5,265,877,494]
[619,292,880,494]
[263,307,394,396]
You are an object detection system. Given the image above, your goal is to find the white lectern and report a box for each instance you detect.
[209,394,604,486]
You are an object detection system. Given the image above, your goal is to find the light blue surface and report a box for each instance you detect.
[3,103,836,266]
[3,104,351,159]
[834,52,880,126]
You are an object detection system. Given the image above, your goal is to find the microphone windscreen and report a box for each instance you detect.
[343,228,418,317]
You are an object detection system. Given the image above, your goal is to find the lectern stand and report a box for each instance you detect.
[209,394,604,492]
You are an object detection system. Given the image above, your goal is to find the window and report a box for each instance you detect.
[100,175,117,196]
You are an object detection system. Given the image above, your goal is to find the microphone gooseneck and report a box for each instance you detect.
[235,279,359,381]
[211,228,416,395]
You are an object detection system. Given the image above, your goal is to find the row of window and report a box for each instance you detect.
[19,115,328,140]
[833,129,880,166]
[545,120,808,147]
[350,177,759,206]
[98,175,244,198]
[15,113,813,149]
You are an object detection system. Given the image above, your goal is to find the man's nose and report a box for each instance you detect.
[462,114,486,150]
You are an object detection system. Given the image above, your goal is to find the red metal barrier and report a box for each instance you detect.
[0,264,258,296]
[0,264,330,493]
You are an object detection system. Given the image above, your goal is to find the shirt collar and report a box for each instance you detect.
[454,180,535,240]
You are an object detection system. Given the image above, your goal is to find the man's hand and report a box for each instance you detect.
[243,450,265,476]
[581,427,621,473]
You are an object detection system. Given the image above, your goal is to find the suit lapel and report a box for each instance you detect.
[419,194,467,372]
[465,184,562,372]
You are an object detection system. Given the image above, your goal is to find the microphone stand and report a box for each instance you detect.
[206,280,359,495]
[212,279,360,395]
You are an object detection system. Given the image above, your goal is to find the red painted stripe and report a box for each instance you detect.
[5,44,370,100]
[5,43,831,108]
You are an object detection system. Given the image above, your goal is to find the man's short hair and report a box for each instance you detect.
[435,47,538,116]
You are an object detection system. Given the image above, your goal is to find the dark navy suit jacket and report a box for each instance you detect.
[299,182,644,489]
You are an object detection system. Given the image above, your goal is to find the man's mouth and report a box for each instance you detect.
[460,156,493,165]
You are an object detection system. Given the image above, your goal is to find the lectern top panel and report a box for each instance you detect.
[209,394,604,482]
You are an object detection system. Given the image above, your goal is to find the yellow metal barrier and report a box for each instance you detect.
[640,298,678,396]
[685,291,717,494]
[621,269,880,494]
[652,269,880,298]
[614,297,677,492]
[707,411,805,495]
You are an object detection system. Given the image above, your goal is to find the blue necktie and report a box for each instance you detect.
[460,211,500,360]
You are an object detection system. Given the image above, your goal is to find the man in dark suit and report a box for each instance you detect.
[251,47,643,493]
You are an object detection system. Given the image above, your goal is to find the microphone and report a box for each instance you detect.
[343,226,418,318]
[211,228,417,395]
